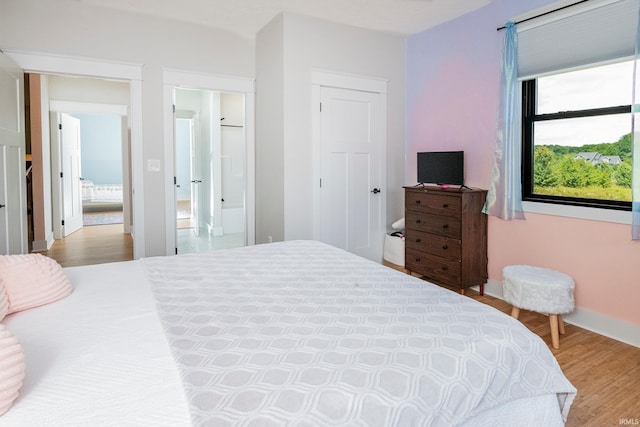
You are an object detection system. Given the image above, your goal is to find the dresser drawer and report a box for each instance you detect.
[406,190,461,217]
[406,210,461,239]
[405,229,461,260]
[405,249,461,285]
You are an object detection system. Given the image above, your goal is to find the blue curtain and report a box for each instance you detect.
[483,22,525,220]
[633,6,640,240]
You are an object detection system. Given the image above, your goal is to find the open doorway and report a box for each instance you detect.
[74,113,125,228]
[173,88,246,254]
[29,73,134,266]
[52,112,126,233]
[9,50,145,261]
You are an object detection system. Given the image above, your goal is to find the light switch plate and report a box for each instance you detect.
[147,159,161,172]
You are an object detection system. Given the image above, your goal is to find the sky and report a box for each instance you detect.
[535,60,633,148]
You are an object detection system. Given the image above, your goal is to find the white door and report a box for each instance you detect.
[189,117,201,236]
[319,86,385,261]
[60,114,83,236]
[0,52,26,254]
[175,113,204,252]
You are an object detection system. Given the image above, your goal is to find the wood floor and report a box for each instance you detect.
[42,238,640,426]
[471,291,640,427]
[42,223,133,267]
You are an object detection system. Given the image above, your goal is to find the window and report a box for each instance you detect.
[522,60,633,211]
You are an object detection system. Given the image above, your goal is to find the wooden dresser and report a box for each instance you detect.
[404,186,488,295]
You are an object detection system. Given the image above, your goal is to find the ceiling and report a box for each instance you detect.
[80,0,492,39]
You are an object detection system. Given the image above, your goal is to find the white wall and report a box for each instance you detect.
[0,0,254,257]
[256,13,406,243]
[3,1,405,254]
[48,76,130,105]
[255,14,286,244]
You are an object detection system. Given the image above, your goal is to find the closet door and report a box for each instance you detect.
[318,85,386,262]
[0,52,26,254]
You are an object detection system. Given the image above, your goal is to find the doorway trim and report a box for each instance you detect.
[311,70,388,245]
[163,69,255,255]
[4,49,145,258]
[49,102,131,238]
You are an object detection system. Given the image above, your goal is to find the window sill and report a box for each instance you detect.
[522,201,631,225]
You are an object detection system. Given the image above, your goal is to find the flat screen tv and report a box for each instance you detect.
[417,151,464,186]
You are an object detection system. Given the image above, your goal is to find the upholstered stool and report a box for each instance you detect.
[502,265,575,349]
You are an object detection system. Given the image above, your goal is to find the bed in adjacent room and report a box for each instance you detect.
[81,179,123,211]
[0,240,576,426]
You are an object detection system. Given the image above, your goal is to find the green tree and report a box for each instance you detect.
[612,161,632,187]
[533,145,558,187]
[586,164,611,188]
[579,133,632,161]
[555,155,588,188]
[615,133,632,161]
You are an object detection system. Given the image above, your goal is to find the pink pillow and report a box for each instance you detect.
[0,254,72,314]
[0,278,8,321]
[0,324,25,416]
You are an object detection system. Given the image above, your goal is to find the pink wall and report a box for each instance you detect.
[490,215,640,324]
[406,0,640,325]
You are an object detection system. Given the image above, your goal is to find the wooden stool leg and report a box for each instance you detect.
[558,314,565,335]
[549,314,560,349]
[510,307,520,319]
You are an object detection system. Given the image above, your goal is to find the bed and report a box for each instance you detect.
[81,180,123,211]
[0,240,576,426]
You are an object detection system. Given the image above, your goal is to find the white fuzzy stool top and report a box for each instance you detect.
[502,265,575,315]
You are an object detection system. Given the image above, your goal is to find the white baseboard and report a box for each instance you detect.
[477,280,640,349]
[31,232,55,252]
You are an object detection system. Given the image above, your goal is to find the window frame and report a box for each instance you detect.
[521,78,632,212]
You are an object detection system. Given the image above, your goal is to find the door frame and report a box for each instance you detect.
[5,50,145,259]
[163,69,255,256]
[311,70,388,254]
[49,103,131,239]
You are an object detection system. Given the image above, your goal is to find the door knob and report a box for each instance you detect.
[0,204,5,209]
[371,188,381,194]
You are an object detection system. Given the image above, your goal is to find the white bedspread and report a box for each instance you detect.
[0,261,191,426]
[142,240,576,426]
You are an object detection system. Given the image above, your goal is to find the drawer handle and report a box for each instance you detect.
[442,224,449,229]
[442,266,448,271]
[442,244,448,250]
[415,238,421,243]
[415,257,421,262]
[416,219,421,224]
[415,200,421,204]
[443,204,448,208]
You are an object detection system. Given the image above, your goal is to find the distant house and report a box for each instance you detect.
[573,152,622,166]
[601,155,622,165]
[573,152,602,164]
